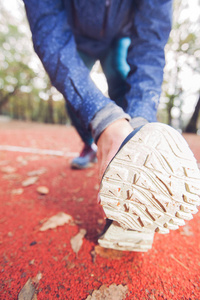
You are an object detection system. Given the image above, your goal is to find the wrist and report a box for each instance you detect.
[90,103,131,144]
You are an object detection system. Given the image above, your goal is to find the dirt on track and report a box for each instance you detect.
[0,121,200,300]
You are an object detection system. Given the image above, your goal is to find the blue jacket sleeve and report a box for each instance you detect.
[23,0,112,130]
[125,0,172,122]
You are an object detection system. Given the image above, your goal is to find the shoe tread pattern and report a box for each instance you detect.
[100,123,200,233]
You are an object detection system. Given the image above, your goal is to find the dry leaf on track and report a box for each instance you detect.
[70,228,87,255]
[74,197,84,202]
[27,168,46,177]
[12,188,24,195]
[39,212,73,231]
[86,284,128,300]
[65,260,76,270]
[18,278,36,300]
[22,176,38,187]
[37,186,49,195]
[3,173,21,180]
[16,156,28,166]
[86,170,95,177]
[1,166,16,174]
[32,272,42,285]
[0,160,10,166]
[180,225,194,236]
[18,272,42,300]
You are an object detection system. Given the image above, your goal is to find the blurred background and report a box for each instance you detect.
[0,0,200,133]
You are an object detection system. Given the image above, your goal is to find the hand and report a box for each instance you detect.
[97,119,133,182]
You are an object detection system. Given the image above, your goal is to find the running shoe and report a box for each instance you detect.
[98,123,200,250]
[71,143,97,169]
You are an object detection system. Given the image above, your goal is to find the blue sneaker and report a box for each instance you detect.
[71,143,97,169]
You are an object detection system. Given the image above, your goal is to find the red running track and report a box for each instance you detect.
[0,121,200,299]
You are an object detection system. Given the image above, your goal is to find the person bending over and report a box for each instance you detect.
[23,0,200,251]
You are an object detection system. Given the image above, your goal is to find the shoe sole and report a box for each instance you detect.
[98,221,154,252]
[99,123,200,234]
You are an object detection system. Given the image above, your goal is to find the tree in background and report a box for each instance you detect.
[160,0,200,132]
[185,94,200,133]
[0,0,68,124]
[0,3,34,112]
[0,0,200,131]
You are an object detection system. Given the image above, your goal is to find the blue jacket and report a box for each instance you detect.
[23,0,172,134]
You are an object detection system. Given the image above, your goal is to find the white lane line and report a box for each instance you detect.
[0,145,78,157]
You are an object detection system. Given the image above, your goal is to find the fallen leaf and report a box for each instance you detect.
[39,212,73,231]
[70,228,87,255]
[94,245,125,260]
[22,177,38,187]
[16,156,28,166]
[29,259,35,265]
[12,188,24,195]
[0,160,10,166]
[86,284,128,300]
[27,168,46,177]
[62,254,70,261]
[52,256,58,261]
[180,225,194,236]
[18,279,36,300]
[36,186,49,195]
[75,197,84,202]
[18,272,42,300]
[1,166,16,174]
[32,272,42,285]
[3,174,21,180]
[86,170,95,177]
[65,261,76,270]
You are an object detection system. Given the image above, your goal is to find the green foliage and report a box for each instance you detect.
[0,0,199,129]
[161,0,200,129]
[0,0,69,124]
